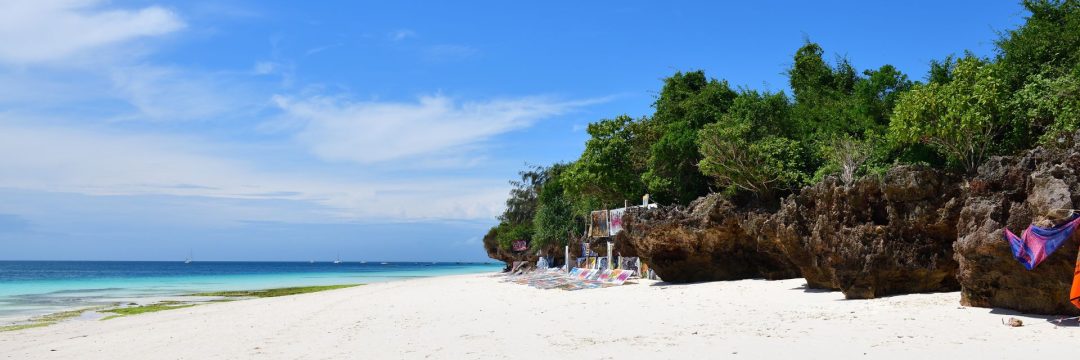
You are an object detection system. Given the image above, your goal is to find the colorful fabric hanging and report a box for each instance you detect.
[608,207,625,236]
[589,210,610,237]
[511,240,528,252]
[1071,253,1080,310]
[1003,214,1080,270]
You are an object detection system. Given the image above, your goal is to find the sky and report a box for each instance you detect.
[0,0,1027,262]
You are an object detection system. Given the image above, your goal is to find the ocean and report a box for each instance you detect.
[0,261,503,324]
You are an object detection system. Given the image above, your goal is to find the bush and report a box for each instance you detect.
[697,91,805,200]
[889,56,1012,174]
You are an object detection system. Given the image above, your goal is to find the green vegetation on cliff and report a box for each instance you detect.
[486,0,1080,257]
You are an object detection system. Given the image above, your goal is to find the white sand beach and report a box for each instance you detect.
[1,273,1077,359]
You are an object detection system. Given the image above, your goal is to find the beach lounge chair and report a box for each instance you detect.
[608,270,634,285]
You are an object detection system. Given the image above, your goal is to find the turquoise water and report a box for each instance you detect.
[0,261,502,323]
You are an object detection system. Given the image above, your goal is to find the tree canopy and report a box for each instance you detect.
[485,1,1080,254]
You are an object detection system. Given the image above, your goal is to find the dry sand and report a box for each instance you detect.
[1,273,1077,359]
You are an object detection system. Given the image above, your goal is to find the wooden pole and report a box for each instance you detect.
[565,245,570,273]
[606,241,613,270]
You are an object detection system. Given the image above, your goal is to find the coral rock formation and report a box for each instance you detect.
[954,135,1080,315]
[620,194,799,283]
[772,165,964,299]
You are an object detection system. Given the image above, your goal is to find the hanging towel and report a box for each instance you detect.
[1003,213,1080,270]
[1071,253,1080,310]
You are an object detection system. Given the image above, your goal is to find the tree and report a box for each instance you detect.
[823,135,874,186]
[889,55,1012,174]
[787,42,913,181]
[697,91,804,201]
[642,122,706,204]
[562,115,647,207]
[531,164,582,250]
[990,1,1080,148]
[500,165,549,224]
[641,71,738,205]
[1012,70,1080,146]
[996,0,1080,88]
[489,165,551,250]
[854,65,914,129]
[788,42,862,142]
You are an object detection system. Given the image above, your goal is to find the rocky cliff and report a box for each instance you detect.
[499,131,1080,314]
[772,166,964,299]
[620,194,800,283]
[954,135,1080,315]
[621,166,964,299]
[482,229,570,271]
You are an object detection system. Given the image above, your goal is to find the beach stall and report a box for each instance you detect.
[574,197,660,280]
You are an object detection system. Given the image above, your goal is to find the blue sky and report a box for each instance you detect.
[0,1,1025,261]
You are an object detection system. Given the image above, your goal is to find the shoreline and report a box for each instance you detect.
[2,273,1078,359]
[0,284,366,332]
[0,262,501,327]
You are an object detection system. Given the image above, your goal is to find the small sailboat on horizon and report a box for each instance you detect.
[184,250,192,264]
[333,254,342,264]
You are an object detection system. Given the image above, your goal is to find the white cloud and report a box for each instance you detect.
[252,61,277,75]
[0,121,509,221]
[0,1,241,123]
[388,29,416,41]
[109,65,258,121]
[273,94,591,164]
[304,43,342,56]
[0,0,185,65]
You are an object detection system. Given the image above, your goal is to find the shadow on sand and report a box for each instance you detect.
[988,307,1080,327]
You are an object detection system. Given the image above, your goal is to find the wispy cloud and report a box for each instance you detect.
[252,61,278,75]
[388,29,416,41]
[304,43,342,56]
[273,94,598,164]
[0,0,185,65]
[0,121,510,221]
[0,1,256,123]
[109,65,262,122]
[0,1,607,226]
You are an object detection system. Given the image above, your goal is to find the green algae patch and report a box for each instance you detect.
[0,322,51,332]
[190,284,361,298]
[0,306,107,332]
[100,303,198,320]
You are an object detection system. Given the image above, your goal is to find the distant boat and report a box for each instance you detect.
[380,262,388,265]
[333,254,342,264]
[309,260,314,264]
[360,260,367,264]
[184,250,192,264]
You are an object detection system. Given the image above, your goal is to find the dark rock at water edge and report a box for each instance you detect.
[771,165,964,299]
[954,132,1080,315]
[620,194,800,283]
[482,228,580,271]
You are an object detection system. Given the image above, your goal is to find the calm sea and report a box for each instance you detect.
[0,261,502,324]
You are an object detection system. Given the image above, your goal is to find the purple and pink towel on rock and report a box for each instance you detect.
[1003,213,1080,270]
